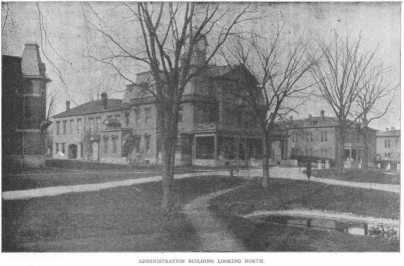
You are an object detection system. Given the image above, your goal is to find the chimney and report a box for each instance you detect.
[66,101,70,111]
[101,92,108,109]
[320,110,325,119]
[386,127,389,132]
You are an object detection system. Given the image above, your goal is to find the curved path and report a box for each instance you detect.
[183,185,247,251]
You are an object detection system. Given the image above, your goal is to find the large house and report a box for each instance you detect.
[376,128,400,169]
[2,43,50,169]
[51,37,376,168]
[52,37,267,166]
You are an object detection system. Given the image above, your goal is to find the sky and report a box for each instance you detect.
[1,1,401,131]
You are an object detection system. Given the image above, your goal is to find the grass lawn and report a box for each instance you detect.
[312,168,400,184]
[2,168,162,191]
[2,175,243,251]
[2,167,228,191]
[209,179,399,251]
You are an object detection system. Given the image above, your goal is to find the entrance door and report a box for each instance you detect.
[68,144,78,159]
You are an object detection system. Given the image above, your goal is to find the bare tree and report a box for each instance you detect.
[224,27,315,188]
[310,34,377,172]
[354,65,396,168]
[84,2,249,209]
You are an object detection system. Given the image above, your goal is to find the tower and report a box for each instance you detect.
[2,43,50,169]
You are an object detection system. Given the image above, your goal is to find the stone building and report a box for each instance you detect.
[2,43,50,169]
[52,93,131,164]
[282,111,377,168]
[376,128,400,167]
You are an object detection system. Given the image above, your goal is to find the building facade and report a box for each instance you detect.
[51,37,376,168]
[376,128,400,168]
[2,43,50,169]
[283,111,377,168]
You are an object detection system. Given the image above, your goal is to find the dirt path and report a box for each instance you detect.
[183,185,246,251]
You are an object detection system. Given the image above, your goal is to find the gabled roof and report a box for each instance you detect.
[53,99,129,119]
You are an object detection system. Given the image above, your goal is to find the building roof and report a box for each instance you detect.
[53,99,129,119]
[376,129,400,137]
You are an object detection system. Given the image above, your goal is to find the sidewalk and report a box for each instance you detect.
[3,167,399,201]
[236,167,400,194]
[2,170,229,200]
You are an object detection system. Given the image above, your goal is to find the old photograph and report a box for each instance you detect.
[1,1,401,253]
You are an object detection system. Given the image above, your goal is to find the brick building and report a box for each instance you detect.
[2,44,50,169]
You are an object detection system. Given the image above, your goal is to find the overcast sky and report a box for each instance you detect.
[2,1,401,130]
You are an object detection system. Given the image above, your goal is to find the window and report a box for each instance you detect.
[144,107,152,124]
[321,131,328,142]
[125,111,130,127]
[95,117,101,132]
[88,118,94,134]
[134,109,140,125]
[56,143,59,153]
[56,121,60,135]
[77,118,82,134]
[112,136,118,153]
[144,134,151,152]
[61,143,66,154]
[385,139,391,148]
[178,105,183,122]
[69,119,74,134]
[62,120,67,135]
[103,136,109,153]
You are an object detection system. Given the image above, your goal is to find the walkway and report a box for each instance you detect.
[3,167,399,201]
[2,170,229,200]
[183,185,246,251]
[236,167,400,194]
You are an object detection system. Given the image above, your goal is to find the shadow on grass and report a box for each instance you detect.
[3,175,243,252]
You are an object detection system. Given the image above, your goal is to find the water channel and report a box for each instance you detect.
[248,215,399,240]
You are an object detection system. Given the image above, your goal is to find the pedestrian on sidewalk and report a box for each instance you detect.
[306,160,312,181]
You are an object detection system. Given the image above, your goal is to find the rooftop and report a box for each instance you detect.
[376,129,400,137]
[53,99,129,119]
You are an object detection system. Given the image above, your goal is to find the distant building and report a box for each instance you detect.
[281,111,377,168]
[376,128,400,166]
[2,44,50,169]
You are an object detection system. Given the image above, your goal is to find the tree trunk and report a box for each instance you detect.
[362,123,369,169]
[158,103,178,210]
[161,139,175,210]
[262,133,270,188]
[335,122,346,173]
